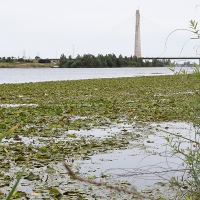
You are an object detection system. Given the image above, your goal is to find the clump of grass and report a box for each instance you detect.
[0,124,27,200]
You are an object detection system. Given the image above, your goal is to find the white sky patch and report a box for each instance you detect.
[0,0,200,58]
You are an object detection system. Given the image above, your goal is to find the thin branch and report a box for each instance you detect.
[179,38,192,58]
[105,168,190,177]
[193,45,200,55]
[160,28,195,57]
[161,129,200,145]
[195,5,200,12]
[63,162,153,200]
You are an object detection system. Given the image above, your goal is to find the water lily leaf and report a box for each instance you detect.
[87,174,96,179]
[11,191,27,199]
[49,188,62,198]
[24,172,40,181]
[67,133,77,138]
[45,166,56,174]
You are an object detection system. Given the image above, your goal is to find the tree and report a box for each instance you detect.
[59,54,67,68]
[35,56,40,60]
[58,53,164,68]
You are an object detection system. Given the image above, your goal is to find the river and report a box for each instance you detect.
[0,66,194,84]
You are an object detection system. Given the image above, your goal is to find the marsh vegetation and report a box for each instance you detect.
[0,74,199,199]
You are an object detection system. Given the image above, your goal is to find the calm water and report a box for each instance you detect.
[75,122,194,187]
[0,67,194,84]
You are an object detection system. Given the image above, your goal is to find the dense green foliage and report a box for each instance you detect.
[59,54,168,68]
[1,75,199,129]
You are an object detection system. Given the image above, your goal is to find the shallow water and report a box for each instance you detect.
[1,121,197,199]
[74,122,196,187]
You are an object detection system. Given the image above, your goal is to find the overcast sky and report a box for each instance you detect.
[1,0,200,59]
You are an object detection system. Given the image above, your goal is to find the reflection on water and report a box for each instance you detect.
[1,121,197,197]
[0,67,194,84]
[75,122,195,188]
[76,149,182,187]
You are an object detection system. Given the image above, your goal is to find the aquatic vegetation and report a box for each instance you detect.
[0,74,200,199]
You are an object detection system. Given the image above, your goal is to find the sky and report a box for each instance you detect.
[1,0,200,59]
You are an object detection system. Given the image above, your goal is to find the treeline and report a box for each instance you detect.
[0,57,33,63]
[0,57,51,63]
[59,54,169,68]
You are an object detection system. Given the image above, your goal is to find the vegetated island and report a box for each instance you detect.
[0,54,194,68]
[0,54,170,68]
[59,54,168,68]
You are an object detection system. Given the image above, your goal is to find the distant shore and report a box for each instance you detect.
[0,62,192,69]
[0,62,57,68]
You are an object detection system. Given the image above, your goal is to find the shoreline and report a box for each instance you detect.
[0,65,193,69]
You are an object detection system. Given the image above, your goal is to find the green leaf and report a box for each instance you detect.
[0,124,20,143]
[24,172,40,181]
[165,137,170,142]
[45,166,56,174]
[87,174,96,179]
[49,188,62,198]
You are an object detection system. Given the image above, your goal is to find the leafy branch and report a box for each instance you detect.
[189,20,199,37]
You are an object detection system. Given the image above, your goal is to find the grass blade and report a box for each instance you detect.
[5,165,26,200]
[0,123,20,143]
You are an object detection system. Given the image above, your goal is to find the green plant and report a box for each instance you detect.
[0,124,27,200]
[5,166,26,200]
[164,127,200,199]
[0,123,19,143]
[189,20,199,38]
[164,67,200,198]
[166,23,200,196]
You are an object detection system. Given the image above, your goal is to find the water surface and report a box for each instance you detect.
[0,67,193,84]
